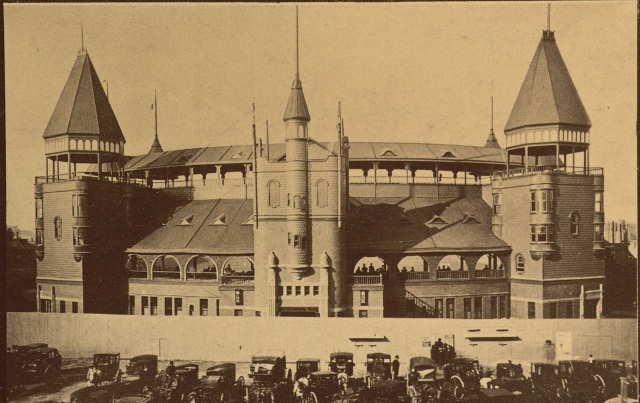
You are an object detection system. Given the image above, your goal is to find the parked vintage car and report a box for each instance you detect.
[248,351,291,402]
[557,360,604,401]
[590,359,626,399]
[406,357,439,402]
[296,358,321,379]
[23,347,62,382]
[149,363,199,403]
[125,354,158,387]
[488,362,529,394]
[92,353,122,383]
[360,379,411,402]
[365,353,392,388]
[189,363,246,403]
[530,362,560,401]
[294,371,342,403]
[442,357,481,401]
[329,352,355,378]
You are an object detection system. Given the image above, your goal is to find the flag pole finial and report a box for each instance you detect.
[80,21,84,51]
[547,3,551,32]
[296,6,299,77]
[154,90,158,140]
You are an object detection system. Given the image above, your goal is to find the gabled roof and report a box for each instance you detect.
[505,31,591,132]
[44,51,125,143]
[127,199,253,254]
[283,76,310,122]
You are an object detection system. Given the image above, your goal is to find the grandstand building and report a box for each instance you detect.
[34,19,605,319]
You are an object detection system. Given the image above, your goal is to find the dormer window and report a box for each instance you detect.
[426,215,448,225]
[381,149,397,157]
[441,151,456,158]
[210,214,226,226]
[461,215,481,224]
[179,214,195,226]
[231,152,244,159]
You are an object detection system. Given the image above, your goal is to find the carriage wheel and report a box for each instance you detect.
[406,385,419,403]
[594,374,606,395]
[307,391,318,403]
[451,376,465,401]
[556,379,568,399]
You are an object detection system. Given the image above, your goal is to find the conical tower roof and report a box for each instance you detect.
[505,31,591,132]
[43,51,125,143]
[149,136,163,154]
[484,130,501,149]
[283,75,310,122]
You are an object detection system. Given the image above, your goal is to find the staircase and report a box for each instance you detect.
[404,290,437,318]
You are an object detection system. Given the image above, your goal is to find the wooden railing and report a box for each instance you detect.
[399,271,431,281]
[436,270,469,280]
[474,270,506,279]
[492,165,603,180]
[350,275,383,285]
[405,290,437,318]
[220,275,254,285]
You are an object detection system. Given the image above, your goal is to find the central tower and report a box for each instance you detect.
[283,9,312,278]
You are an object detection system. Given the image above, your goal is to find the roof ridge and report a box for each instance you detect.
[66,53,88,134]
[184,199,221,248]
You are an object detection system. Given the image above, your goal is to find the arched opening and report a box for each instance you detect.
[353,257,385,275]
[436,255,469,279]
[126,255,148,278]
[152,255,180,279]
[185,255,217,280]
[474,254,506,278]
[222,256,254,277]
[397,256,429,280]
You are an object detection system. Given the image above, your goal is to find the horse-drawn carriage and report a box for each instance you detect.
[365,353,392,388]
[442,357,481,401]
[248,351,292,402]
[406,357,439,403]
[189,363,246,403]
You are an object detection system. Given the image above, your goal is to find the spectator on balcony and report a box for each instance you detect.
[445,266,451,271]
[360,263,367,274]
[499,264,504,271]
[401,267,407,273]
[224,264,233,275]
[368,263,375,274]
[410,267,415,272]
[483,265,489,271]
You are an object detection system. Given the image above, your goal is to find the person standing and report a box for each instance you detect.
[392,355,400,380]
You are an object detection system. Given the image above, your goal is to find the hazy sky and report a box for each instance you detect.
[5,2,637,232]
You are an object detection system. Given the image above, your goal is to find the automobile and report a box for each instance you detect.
[296,358,321,379]
[329,352,355,378]
[442,357,481,401]
[189,363,246,403]
[359,379,411,402]
[248,351,291,402]
[92,353,122,383]
[23,347,62,383]
[70,381,148,403]
[530,362,560,401]
[11,343,49,368]
[590,359,626,399]
[488,362,529,394]
[149,363,199,403]
[303,371,344,403]
[557,360,604,401]
[406,357,439,402]
[125,354,158,387]
[365,353,392,388]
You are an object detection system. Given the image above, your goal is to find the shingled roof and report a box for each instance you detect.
[43,51,125,143]
[283,75,310,122]
[505,31,591,132]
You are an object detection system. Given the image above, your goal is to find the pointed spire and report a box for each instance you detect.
[80,21,85,52]
[485,96,501,149]
[504,25,590,132]
[44,51,125,143]
[283,6,310,122]
[149,91,163,153]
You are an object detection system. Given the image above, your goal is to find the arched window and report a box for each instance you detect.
[569,212,580,236]
[186,256,217,280]
[70,140,77,150]
[360,290,369,306]
[92,140,97,150]
[298,124,305,138]
[515,254,525,272]
[293,195,301,209]
[268,181,280,208]
[152,256,180,279]
[54,217,62,241]
[294,235,300,247]
[235,289,244,305]
[316,180,329,207]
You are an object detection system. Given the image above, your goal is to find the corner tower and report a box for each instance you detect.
[492,19,605,319]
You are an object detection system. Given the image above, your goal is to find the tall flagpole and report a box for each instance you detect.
[252,104,259,229]
[154,90,158,142]
[337,102,343,228]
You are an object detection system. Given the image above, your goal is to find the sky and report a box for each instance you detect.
[4,2,637,232]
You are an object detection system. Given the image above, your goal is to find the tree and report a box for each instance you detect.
[6,226,15,241]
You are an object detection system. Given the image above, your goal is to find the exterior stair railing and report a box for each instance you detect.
[405,289,437,318]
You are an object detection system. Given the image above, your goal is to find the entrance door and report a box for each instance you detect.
[584,300,598,318]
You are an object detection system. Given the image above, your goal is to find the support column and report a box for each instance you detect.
[97,153,102,181]
[579,285,585,319]
[319,264,330,318]
[188,167,194,187]
[386,168,393,184]
[506,150,510,174]
[243,164,251,184]
[453,171,458,185]
[55,155,59,181]
[464,171,467,185]
[67,153,71,180]
[267,252,279,317]
[555,144,560,169]
[596,283,603,319]
[45,157,49,183]
[524,146,529,171]
[362,168,369,184]
[145,170,151,188]
[215,165,222,185]
[404,163,411,184]
[373,162,378,198]
[572,146,575,173]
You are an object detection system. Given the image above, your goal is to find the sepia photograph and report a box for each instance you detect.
[4,2,638,402]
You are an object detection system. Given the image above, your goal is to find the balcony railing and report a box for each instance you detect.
[492,165,603,180]
[152,270,180,280]
[436,270,469,280]
[350,275,383,285]
[186,272,217,281]
[128,270,148,279]
[397,271,431,281]
[474,270,506,279]
[220,275,254,285]
[348,175,485,185]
